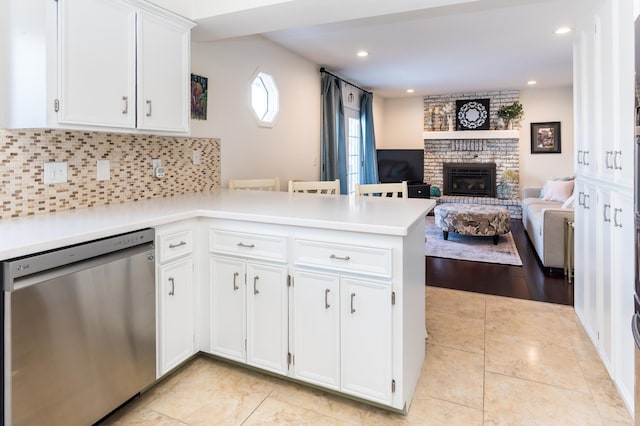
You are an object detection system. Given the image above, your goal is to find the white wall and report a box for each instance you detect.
[376,96,424,149]
[190,36,321,189]
[518,86,574,190]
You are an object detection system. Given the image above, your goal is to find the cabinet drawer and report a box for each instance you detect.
[158,229,193,263]
[293,240,392,278]
[210,230,287,262]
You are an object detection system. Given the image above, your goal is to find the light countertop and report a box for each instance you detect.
[0,190,435,260]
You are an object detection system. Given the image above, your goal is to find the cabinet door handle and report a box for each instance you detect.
[146,100,152,117]
[330,254,351,261]
[122,96,128,115]
[325,288,331,309]
[169,241,186,249]
[577,150,583,165]
[605,151,613,169]
[603,204,611,222]
[583,150,590,166]
[350,292,356,314]
[168,277,175,296]
[614,151,622,170]
[583,194,590,210]
[253,275,260,295]
[614,208,623,228]
[233,272,239,291]
[237,242,255,248]
[578,191,584,206]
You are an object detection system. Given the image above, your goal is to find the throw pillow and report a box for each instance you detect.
[561,194,575,209]
[540,176,575,198]
[542,179,574,203]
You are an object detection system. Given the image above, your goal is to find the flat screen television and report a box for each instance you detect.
[376,149,424,184]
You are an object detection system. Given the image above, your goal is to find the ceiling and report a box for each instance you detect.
[189,0,584,98]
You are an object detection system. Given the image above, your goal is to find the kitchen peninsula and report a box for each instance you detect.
[1,190,435,417]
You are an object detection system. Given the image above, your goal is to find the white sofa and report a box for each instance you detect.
[521,187,574,269]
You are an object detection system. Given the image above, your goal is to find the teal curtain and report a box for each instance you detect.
[321,73,347,194]
[359,92,378,184]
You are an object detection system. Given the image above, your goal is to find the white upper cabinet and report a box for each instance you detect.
[3,0,195,134]
[136,9,191,132]
[58,0,137,128]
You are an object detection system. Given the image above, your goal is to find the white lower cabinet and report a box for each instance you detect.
[156,223,196,376]
[293,269,392,405]
[292,270,340,390]
[158,256,194,375]
[210,255,289,375]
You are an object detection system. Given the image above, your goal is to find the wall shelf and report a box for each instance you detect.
[423,130,519,140]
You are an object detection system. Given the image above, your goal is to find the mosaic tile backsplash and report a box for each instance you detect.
[0,129,221,219]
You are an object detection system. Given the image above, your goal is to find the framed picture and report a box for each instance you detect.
[530,121,561,153]
[191,74,208,120]
[456,98,490,130]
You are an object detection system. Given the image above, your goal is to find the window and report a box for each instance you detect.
[345,110,361,194]
[250,72,279,126]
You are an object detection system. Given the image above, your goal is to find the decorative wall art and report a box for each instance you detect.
[530,122,561,153]
[456,98,490,130]
[191,74,208,120]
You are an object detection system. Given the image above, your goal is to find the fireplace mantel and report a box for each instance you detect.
[423,130,519,140]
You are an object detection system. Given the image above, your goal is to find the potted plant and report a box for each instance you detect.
[497,169,519,199]
[497,101,524,130]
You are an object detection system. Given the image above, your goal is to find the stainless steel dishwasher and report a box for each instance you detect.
[2,229,156,426]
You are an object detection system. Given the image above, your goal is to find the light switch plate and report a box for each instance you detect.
[192,150,201,165]
[97,160,110,181]
[43,162,68,184]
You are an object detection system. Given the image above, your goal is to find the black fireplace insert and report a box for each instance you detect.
[443,163,496,197]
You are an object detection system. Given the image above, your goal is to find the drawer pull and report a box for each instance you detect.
[169,241,187,249]
[325,288,331,309]
[237,242,256,249]
[233,272,239,291]
[350,292,356,314]
[253,275,260,295]
[122,96,128,115]
[168,277,175,296]
[330,254,351,261]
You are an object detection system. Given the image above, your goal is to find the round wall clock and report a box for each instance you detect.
[456,98,490,130]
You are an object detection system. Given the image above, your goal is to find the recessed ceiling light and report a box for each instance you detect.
[406,89,415,93]
[527,80,537,85]
[554,27,571,35]
[357,51,369,57]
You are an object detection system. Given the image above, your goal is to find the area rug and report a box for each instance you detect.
[425,216,523,266]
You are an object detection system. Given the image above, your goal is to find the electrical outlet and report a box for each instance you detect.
[192,150,201,165]
[43,162,68,184]
[97,160,110,181]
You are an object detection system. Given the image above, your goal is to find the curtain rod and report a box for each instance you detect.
[320,67,372,95]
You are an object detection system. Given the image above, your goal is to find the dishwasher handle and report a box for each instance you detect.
[633,313,640,348]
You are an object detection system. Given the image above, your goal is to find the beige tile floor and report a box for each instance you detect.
[103,287,634,425]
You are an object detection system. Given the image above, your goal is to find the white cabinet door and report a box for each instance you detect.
[341,277,392,404]
[596,187,613,369]
[136,10,190,132]
[158,257,194,375]
[574,179,598,341]
[292,270,340,390]
[611,191,635,405]
[58,0,136,128]
[246,262,289,375]
[210,256,246,363]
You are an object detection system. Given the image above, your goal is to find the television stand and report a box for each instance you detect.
[408,183,430,199]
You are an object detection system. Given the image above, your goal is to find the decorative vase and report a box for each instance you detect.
[506,120,513,130]
[448,116,454,131]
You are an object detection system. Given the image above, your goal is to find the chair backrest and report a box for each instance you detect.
[288,179,340,196]
[228,177,280,191]
[354,181,408,198]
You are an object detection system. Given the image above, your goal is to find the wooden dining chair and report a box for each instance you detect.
[354,181,408,198]
[228,177,280,191]
[288,179,340,196]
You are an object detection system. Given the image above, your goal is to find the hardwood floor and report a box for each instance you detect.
[426,220,575,306]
